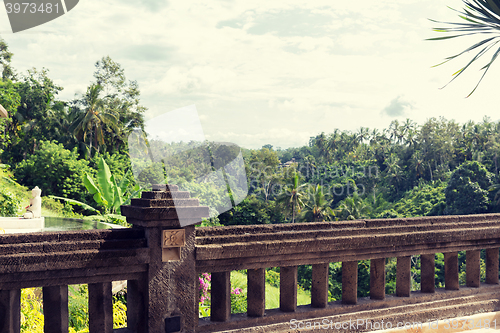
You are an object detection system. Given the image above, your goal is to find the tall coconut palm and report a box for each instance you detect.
[335,192,370,221]
[70,84,118,158]
[429,0,500,96]
[301,184,335,222]
[276,173,306,223]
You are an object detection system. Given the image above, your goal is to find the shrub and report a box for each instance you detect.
[0,187,21,216]
[14,141,93,204]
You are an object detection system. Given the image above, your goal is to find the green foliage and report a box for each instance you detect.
[300,184,335,222]
[219,195,283,226]
[69,84,118,159]
[335,192,370,220]
[265,268,280,288]
[68,285,89,332]
[0,187,22,216]
[0,37,15,80]
[20,288,43,333]
[445,161,493,215]
[67,284,127,332]
[393,181,446,217]
[14,141,93,203]
[83,157,140,215]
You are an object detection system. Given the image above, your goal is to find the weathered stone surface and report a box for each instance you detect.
[311,263,328,308]
[486,248,499,284]
[280,266,297,312]
[466,250,480,288]
[89,282,113,333]
[0,289,20,333]
[342,261,357,305]
[420,254,435,293]
[247,268,265,317]
[445,252,460,290]
[396,256,411,297]
[370,258,385,300]
[43,285,68,333]
[211,271,231,322]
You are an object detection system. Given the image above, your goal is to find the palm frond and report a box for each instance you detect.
[429,0,500,96]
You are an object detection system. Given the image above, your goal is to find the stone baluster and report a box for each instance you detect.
[43,285,69,333]
[396,256,411,297]
[211,272,231,322]
[0,289,20,333]
[121,184,209,333]
[486,248,499,284]
[370,258,385,300]
[247,268,265,317]
[420,254,435,293]
[280,266,297,312]
[342,261,357,305]
[444,252,459,290]
[466,250,480,288]
[88,282,113,333]
[311,263,329,308]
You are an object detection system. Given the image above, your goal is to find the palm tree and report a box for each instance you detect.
[429,0,500,96]
[70,84,118,158]
[335,192,370,220]
[301,185,335,222]
[276,173,306,223]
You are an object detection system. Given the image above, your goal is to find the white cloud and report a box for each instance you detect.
[1,0,497,150]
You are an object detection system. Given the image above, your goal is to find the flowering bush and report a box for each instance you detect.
[199,273,211,317]
[198,273,248,316]
[230,287,247,314]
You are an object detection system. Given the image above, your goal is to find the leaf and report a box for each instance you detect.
[83,173,99,195]
[97,157,115,209]
[48,195,100,213]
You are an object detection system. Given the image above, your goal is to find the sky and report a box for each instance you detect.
[1,0,500,150]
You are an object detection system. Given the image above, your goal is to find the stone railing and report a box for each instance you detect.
[2,186,500,333]
[195,214,500,332]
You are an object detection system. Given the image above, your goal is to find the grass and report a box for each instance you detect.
[230,270,311,310]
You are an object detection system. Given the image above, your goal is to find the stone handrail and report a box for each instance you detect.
[195,214,500,332]
[1,186,500,333]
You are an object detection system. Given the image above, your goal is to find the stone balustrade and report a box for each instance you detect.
[0,186,500,333]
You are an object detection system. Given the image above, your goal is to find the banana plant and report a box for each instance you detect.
[83,157,141,215]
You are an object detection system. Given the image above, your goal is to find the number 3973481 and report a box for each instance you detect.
[5,2,59,14]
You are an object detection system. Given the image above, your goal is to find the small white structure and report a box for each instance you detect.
[0,186,44,233]
[23,186,42,219]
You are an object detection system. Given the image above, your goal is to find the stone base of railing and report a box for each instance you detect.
[198,284,500,332]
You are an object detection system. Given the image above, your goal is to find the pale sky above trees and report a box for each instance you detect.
[1,0,499,149]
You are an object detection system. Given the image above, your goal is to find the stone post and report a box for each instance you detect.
[247,268,266,317]
[420,254,435,293]
[342,261,358,305]
[370,258,385,300]
[396,256,411,297]
[121,184,209,333]
[311,263,329,308]
[280,266,298,312]
[486,248,499,284]
[444,252,459,290]
[466,250,480,288]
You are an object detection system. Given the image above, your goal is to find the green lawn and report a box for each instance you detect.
[230,270,311,309]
